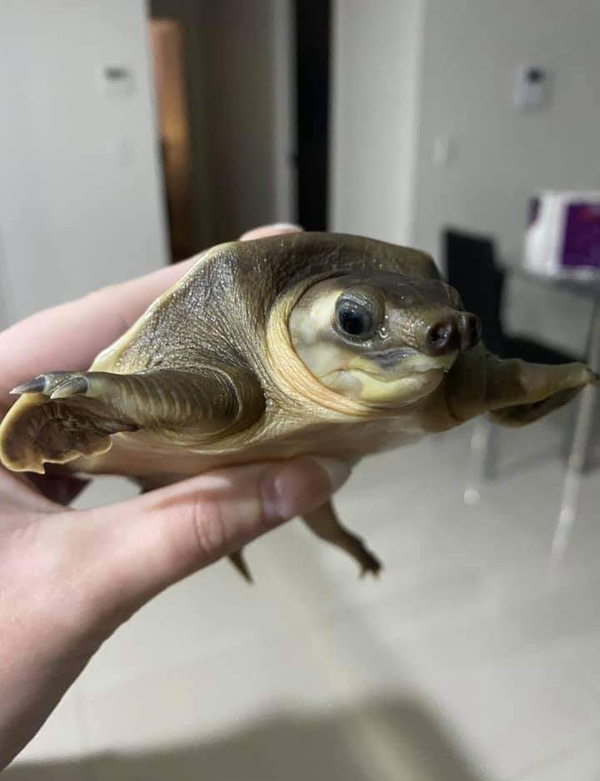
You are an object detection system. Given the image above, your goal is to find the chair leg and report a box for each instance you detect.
[552,299,600,566]
[464,416,498,505]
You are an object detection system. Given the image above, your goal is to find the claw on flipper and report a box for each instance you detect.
[229,550,254,584]
[11,372,89,399]
[359,551,383,579]
[50,376,89,399]
[11,376,48,395]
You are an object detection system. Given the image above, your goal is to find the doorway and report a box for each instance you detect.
[293,0,332,231]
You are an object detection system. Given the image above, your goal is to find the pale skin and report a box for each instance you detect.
[0,224,351,770]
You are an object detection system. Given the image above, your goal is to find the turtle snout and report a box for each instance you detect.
[422,312,481,356]
[458,312,482,352]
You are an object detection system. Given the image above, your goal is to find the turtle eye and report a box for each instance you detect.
[334,295,378,340]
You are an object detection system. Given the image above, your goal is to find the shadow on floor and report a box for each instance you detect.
[5,697,491,781]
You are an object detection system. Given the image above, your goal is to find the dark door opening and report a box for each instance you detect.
[294,0,331,231]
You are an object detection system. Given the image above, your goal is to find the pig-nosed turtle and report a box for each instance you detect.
[0,232,595,578]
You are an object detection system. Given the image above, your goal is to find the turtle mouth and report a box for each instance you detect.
[322,357,450,407]
[349,348,457,380]
[369,346,419,370]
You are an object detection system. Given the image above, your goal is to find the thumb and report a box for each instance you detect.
[75,457,350,628]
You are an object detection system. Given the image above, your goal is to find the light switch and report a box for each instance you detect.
[514,66,549,110]
[97,64,134,96]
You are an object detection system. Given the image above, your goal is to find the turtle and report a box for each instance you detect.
[0,232,595,579]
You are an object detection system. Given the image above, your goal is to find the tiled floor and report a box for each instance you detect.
[6,416,600,780]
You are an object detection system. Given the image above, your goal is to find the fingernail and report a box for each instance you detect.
[268,222,304,233]
[311,457,352,493]
[240,223,304,240]
[262,457,351,523]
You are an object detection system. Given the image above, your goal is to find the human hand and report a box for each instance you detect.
[0,223,348,769]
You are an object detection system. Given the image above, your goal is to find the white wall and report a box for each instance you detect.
[0,0,168,323]
[411,0,600,352]
[330,0,425,245]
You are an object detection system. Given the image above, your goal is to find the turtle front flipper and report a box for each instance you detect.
[443,347,597,428]
[0,367,265,474]
[482,356,597,427]
[302,500,382,577]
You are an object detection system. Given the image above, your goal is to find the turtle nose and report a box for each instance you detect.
[423,312,481,356]
[424,319,460,356]
[458,312,482,352]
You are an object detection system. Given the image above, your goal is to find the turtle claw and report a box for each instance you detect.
[302,502,384,581]
[11,376,48,395]
[229,549,254,583]
[359,549,383,579]
[11,372,89,399]
[50,376,89,399]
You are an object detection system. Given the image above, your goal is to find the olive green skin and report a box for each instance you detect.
[0,230,594,480]
[0,233,594,576]
[0,233,455,483]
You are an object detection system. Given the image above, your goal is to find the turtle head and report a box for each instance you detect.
[288,272,481,407]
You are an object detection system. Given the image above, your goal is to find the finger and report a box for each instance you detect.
[74,457,349,629]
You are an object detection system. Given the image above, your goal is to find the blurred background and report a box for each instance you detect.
[3,1,600,780]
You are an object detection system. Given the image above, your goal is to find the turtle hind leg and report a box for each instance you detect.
[229,549,254,584]
[302,500,382,578]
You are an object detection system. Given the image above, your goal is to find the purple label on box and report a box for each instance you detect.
[561,202,600,268]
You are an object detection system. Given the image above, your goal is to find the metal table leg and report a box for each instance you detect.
[463,416,500,506]
[551,298,600,564]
